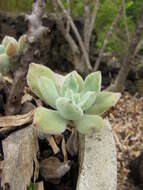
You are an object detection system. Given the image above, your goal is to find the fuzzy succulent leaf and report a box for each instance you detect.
[73,71,84,91]
[27,63,57,101]
[0,45,5,55]
[61,71,79,96]
[56,97,83,120]
[82,71,101,94]
[0,53,11,74]
[34,107,67,135]
[74,114,106,134]
[86,91,121,115]
[73,93,80,104]
[38,76,59,108]
[18,34,27,53]
[78,91,96,111]
[2,36,18,48]
[6,41,18,56]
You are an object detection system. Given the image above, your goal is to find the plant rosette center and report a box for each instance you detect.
[27,63,121,135]
[0,35,27,75]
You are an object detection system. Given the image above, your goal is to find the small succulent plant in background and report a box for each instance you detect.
[0,35,27,74]
[27,63,121,135]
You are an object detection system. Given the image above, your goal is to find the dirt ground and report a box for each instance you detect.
[106,92,143,190]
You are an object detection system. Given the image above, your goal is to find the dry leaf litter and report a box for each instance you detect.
[106,92,143,190]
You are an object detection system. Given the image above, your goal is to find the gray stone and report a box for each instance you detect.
[76,120,117,190]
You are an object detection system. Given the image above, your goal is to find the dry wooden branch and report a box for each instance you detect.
[94,0,125,71]
[55,0,92,72]
[62,137,68,161]
[47,136,60,154]
[52,1,79,57]
[1,126,39,190]
[0,110,34,127]
[5,0,48,115]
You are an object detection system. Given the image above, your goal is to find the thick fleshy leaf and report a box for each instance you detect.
[33,107,67,135]
[27,63,57,100]
[82,71,101,94]
[78,91,96,111]
[73,93,80,104]
[86,91,121,115]
[2,36,18,48]
[0,54,11,74]
[61,71,79,96]
[18,34,27,53]
[74,114,106,134]
[6,41,18,56]
[0,45,5,54]
[74,71,84,92]
[64,89,74,100]
[56,97,83,120]
[38,76,59,108]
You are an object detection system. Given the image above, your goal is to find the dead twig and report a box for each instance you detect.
[62,137,68,161]
[47,136,60,154]
[0,110,34,127]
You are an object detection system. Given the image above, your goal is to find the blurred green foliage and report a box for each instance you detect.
[0,0,33,12]
[0,0,142,53]
[27,183,35,190]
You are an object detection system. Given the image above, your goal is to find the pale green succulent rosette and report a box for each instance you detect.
[27,63,121,135]
[0,54,11,74]
[78,91,96,111]
[60,71,83,96]
[2,36,18,49]
[86,91,121,115]
[34,107,67,135]
[0,45,5,55]
[18,34,27,53]
[27,63,58,104]
[56,97,83,120]
[37,76,59,108]
[73,114,106,134]
[0,35,27,75]
[81,71,101,94]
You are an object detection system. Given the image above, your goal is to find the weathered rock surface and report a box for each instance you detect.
[77,120,117,190]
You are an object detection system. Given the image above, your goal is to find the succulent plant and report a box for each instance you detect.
[27,63,121,135]
[0,35,27,74]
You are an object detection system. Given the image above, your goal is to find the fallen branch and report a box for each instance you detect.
[47,136,60,154]
[0,110,34,127]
